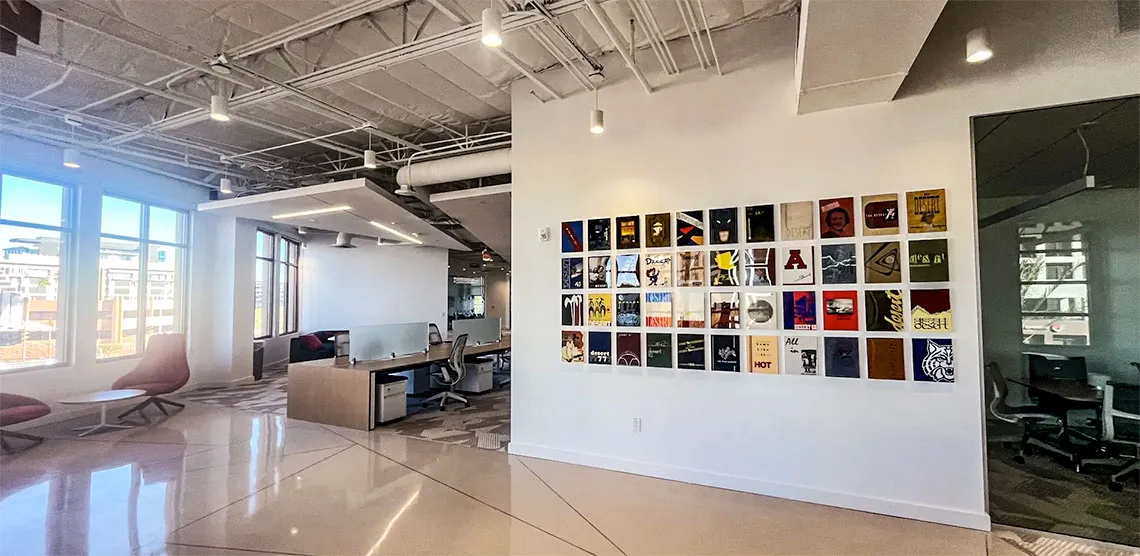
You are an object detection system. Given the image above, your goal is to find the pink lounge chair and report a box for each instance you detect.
[114,334,190,420]
[0,393,51,452]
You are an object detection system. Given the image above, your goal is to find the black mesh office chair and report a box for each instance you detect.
[424,334,469,411]
[984,362,1065,463]
[1103,382,1139,491]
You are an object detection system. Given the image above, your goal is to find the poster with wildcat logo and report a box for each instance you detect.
[913,338,954,382]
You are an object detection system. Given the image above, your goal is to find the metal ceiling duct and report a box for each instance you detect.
[395,148,511,192]
[331,232,356,248]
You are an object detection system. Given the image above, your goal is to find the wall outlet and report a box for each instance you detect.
[538,227,550,242]
[632,417,642,433]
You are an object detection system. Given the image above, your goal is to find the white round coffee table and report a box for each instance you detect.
[59,389,147,437]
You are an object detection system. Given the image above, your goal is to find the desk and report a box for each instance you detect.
[1009,377,1101,459]
[287,338,510,430]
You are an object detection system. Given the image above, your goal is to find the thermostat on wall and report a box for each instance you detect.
[538,227,550,242]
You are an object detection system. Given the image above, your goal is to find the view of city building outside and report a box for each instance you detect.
[1018,221,1090,346]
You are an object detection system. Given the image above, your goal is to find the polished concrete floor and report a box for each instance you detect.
[0,403,1053,556]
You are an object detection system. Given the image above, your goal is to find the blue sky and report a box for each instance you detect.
[1,175,185,250]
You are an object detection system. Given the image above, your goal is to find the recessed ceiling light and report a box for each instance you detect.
[370,220,424,245]
[271,205,352,219]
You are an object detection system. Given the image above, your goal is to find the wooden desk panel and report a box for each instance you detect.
[285,337,510,430]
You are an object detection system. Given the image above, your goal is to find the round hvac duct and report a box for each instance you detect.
[332,232,356,248]
[395,148,510,188]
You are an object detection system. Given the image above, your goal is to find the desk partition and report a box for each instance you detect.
[452,317,502,346]
[348,322,429,361]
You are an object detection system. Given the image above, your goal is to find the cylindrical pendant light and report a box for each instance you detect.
[481,8,502,47]
[63,148,81,169]
[966,27,993,63]
[363,149,378,169]
[590,109,604,134]
[210,94,231,121]
[219,177,234,194]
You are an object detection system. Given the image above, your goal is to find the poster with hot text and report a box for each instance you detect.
[748,336,779,374]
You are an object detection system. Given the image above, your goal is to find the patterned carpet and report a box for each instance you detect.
[180,369,512,452]
[987,420,1139,548]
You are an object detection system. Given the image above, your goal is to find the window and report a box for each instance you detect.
[276,237,300,335]
[97,197,188,359]
[254,230,301,339]
[254,230,274,339]
[0,175,73,369]
[1018,222,1090,346]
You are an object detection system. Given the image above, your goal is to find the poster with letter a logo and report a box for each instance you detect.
[748,336,779,374]
[780,247,814,285]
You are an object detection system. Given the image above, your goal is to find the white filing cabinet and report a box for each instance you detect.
[456,360,494,393]
[375,375,408,424]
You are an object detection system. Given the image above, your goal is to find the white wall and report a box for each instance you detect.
[301,243,448,331]
[485,270,511,330]
[508,1,1138,530]
[0,135,231,420]
[979,189,1140,386]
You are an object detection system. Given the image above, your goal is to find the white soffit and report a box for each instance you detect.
[430,184,511,262]
[796,0,947,114]
[198,178,467,251]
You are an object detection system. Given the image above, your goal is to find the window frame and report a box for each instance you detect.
[1017,222,1091,347]
[0,171,77,372]
[276,236,300,336]
[97,193,190,361]
[254,229,276,340]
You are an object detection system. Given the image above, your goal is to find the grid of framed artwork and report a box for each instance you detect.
[559,190,955,383]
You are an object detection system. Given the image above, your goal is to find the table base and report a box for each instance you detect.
[73,403,136,437]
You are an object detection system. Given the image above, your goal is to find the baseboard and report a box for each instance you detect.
[508,441,992,532]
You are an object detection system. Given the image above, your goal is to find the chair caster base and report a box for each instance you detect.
[1108,481,1124,492]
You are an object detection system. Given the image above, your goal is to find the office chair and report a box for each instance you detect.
[423,333,469,411]
[1078,381,1139,490]
[428,323,444,345]
[984,362,1065,463]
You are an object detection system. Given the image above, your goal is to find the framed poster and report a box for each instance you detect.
[780,201,814,240]
[744,292,778,329]
[782,291,817,331]
[709,292,740,329]
[748,336,779,374]
[645,213,672,248]
[711,335,740,372]
[824,337,860,378]
[818,197,855,238]
[643,253,672,287]
[913,339,954,382]
[820,244,857,284]
[709,207,738,245]
[867,338,905,380]
[909,239,949,282]
[587,293,612,326]
[615,254,641,288]
[615,293,641,327]
[587,218,611,250]
[561,257,583,289]
[677,334,706,370]
[677,250,705,287]
[561,221,583,252]
[616,333,642,366]
[744,204,775,243]
[645,292,673,327]
[710,250,740,286]
[865,290,904,332]
[588,332,611,364]
[822,290,859,331]
[561,293,583,326]
[676,210,705,246]
[587,255,612,288]
[561,331,583,362]
[782,336,819,375]
[911,289,951,332]
[677,292,706,328]
[906,189,947,233]
[743,248,776,286]
[864,241,902,283]
[646,333,673,368]
[780,247,815,285]
[616,215,640,249]
[862,193,900,236]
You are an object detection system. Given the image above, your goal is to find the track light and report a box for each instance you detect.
[966,27,993,64]
[271,205,352,219]
[210,94,231,122]
[63,148,81,169]
[363,149,378,169]
[298,227,308,235]
[219,177,234,194]
[481,8,502,48]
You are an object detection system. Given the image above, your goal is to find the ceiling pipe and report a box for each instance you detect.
[396,148,511,188]
[581,0,653,94]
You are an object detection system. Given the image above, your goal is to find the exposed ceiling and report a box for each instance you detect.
[974,96,1139,198]
[197,177,468,249]
[1,0,798,266]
